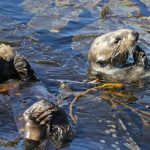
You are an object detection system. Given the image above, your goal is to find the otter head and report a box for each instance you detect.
[88,29,139,75]
[0,44,17,82]
[0,44,15,62]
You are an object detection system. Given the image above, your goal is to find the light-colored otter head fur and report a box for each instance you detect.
[0,44,15,62]
[88,29,139,75]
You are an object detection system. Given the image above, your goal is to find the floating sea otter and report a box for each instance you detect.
[0,44,37,82]
[88,29,149,81]
[0,44,74,149]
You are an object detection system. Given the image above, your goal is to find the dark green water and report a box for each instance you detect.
[0,0,150,149]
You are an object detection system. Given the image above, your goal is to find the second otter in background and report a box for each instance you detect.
[88,29,149,81]
[0,44,37,83]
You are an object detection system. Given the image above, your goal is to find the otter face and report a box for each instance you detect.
[0,44,15,62]
[88,29,139,75]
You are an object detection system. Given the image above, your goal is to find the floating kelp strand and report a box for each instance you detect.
[69,83,150,124]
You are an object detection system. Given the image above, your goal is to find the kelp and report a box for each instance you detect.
[100,5,109,19]
[69,83,150,124]
[0,82,18,95]
[69,83,124,123]
[0,138,20,148]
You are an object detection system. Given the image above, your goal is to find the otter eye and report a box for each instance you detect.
[113,38,121,44]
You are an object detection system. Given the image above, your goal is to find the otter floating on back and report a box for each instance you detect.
[88,29,150,81]
[0,44,37,82]
[0,44,74,149]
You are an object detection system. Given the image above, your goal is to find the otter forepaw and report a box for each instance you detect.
[23,100,74,146]
[14,55,36,81]
[133,47,148,67]
[23,100,59,126]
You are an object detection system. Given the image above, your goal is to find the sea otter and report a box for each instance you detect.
[0,44,74,149]
[0,44,37,82]
[88,29,149,81]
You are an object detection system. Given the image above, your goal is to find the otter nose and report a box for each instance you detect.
[132,31,139,41]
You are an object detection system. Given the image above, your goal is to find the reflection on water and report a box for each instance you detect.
[0,0,150,149]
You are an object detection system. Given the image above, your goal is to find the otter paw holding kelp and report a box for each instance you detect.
[88,29,149,81]
[23,99,74,149]
[0,44,36,82]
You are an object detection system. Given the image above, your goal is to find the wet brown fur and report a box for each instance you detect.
[23,100,74,147]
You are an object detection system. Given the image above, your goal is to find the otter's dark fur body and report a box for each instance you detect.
[0,44,74,149]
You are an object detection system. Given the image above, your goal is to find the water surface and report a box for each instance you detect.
[0,0,150,149]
